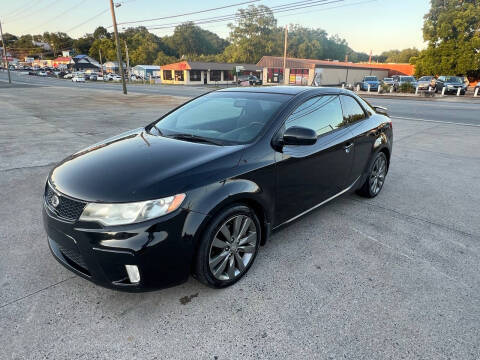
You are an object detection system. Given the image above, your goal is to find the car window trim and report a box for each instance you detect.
[272,93,351,146]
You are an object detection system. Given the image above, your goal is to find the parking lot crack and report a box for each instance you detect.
[350,198,478,240]
[0,276,76,310]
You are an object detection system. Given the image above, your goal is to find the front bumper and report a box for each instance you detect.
[43,202,207,291]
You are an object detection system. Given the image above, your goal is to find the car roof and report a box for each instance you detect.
[217,86,344,96]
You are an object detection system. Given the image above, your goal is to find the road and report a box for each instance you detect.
[2,71,480,127]
[1,81,480,359]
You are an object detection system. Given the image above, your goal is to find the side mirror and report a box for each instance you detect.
[373,106,388,115]
[283,126,317,146]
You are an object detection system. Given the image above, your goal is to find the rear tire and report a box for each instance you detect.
[194,205,261,288]
[357,152,388,198]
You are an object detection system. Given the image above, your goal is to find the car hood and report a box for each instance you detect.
[50,128,245,202]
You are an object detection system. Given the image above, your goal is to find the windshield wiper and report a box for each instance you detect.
[169,133,223,146]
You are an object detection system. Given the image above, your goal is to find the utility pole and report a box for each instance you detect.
[0,19,11,84]
[109,0,127,94]
[283,25,288,85]
[99,48,103,77]
[124,41,130,81]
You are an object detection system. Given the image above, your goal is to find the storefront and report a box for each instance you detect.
[258,56,391,86]
[160,61,262,85]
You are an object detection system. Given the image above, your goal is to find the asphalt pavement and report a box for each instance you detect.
[1,82,479,359]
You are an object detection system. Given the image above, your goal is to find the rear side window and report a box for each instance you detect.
[340,95,367,125]
[286,95,344,137]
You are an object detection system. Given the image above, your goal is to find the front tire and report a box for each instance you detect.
[194,205,261,288]
[357,152,388,198]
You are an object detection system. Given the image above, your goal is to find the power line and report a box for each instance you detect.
[111,0,261,28]
[3,0,43,19]
[5,0,59,24]
[145,0,343,30]
[64,9,110,34]
[23,0,89,34]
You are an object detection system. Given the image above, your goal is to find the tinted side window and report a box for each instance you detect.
[286,95,344,137]
[340,95,366,125]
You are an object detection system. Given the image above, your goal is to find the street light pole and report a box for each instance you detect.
[109,0,127,94]
[0,19,12,84]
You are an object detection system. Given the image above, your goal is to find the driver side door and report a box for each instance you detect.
[274,95,355,225]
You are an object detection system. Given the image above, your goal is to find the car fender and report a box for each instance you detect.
[183,178,272,246]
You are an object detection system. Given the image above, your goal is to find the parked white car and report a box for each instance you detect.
[63,73,73,79]
[38,71,47,76]
[72,74,85,83]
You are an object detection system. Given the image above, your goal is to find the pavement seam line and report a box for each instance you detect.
[392,116,480,127]
[350,198,478,240]
[352,228,471,289]
[0,276,76,310]
[1,162,57,173]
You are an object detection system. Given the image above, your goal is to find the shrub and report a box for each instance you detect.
[398,82,416,93]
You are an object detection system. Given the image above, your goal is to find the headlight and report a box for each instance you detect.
[79,194,186,226]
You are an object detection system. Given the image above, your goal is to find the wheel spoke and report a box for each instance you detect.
[209,251,229,268]
[213,255,230,278]
[219,224,231,242]
[238,232,256,246]
[232,216,243,239]
[238,245,255,253]
[212,237,229,249]
[234,252,245,271]
[238,217,252,239]
[227,255,236,279]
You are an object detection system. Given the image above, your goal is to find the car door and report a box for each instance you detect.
[342,95,378,182]
[274,95,355,225]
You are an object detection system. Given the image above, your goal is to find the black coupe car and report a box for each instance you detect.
[43,87,393,291]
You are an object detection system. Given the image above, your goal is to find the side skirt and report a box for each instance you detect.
[273,176,360,230]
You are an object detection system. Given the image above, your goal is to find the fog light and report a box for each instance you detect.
[125,265,140,283]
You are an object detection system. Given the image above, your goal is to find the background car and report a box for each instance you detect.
[417,76,436,90]
[237,74,262,85]
[382,77,395,86]
[393,76,417,91]
[357,76,380,91]
[89,74,98,81]
[72,74,85,82]
[474,82,479,94]
[63,73,73,79]
[435,76,467,95]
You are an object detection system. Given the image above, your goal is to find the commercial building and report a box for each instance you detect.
[104,61,127,74]
[70,55,101,72]
[132,65,161,79]
[257,56,404,86]
[160,61,262,85]
[53,56,72,69]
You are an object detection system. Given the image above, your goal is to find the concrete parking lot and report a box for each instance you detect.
[1,83,479,359]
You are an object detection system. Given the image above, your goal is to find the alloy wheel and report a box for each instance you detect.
[369,155,387,195]
[208,214,258,281]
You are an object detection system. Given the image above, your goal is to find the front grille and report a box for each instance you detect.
[57,242,90,274]
[45,184,86,222]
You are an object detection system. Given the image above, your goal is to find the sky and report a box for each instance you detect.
[1,0,431,54]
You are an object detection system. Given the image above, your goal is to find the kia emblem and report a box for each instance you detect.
[51,194,60,208]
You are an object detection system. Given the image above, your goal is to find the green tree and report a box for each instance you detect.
[93,26,110,40]
[414,0,480,77]
[42,32,73,56]
[380,48,419,63]
[153,51,178,65]
[163,22,228,58]
[89,38,117,61]
[73,35,94,55]
[223,5,282,63]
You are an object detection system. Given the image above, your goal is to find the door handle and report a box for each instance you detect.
[343,143,354,153]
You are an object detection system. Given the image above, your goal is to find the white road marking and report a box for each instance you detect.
[392,116,480,127]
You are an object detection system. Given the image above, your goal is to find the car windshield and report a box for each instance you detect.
[150,92,291,145]
[419,76,432,81]
[445,76,462,83]
[401,77,415,82]
[384,78,393,81]
[365,77,377,81]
